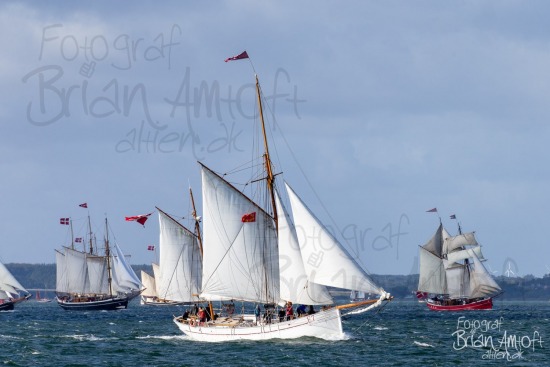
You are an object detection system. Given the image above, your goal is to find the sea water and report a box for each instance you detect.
[1,300,548,366]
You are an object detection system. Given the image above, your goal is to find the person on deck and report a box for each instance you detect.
[198,307,207,325]
[254,304,261,325]
[285,302,294,321]
[296,304,307,317]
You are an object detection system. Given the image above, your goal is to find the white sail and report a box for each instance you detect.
[443,232,478,253]
[0,261,28,297]
[64,248,90,294]
[418,247,447,294]
[444,261,471,299]
[141,270,157,298]
[55,250,69,293]
[446,246,484,265]
[110,243,141,294]
[86,256,109,294]
[157,209,202,303]
[199,165,279,303]
[421,223,444,257]
[285,182,382,295]
[152,263,161,294]
[275,191,333,305]
[469,251,502,298]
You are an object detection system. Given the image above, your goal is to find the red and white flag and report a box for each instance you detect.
[147,245,155,251]
[125,212,152,226]
[75,237,83,243]
[60,218,70,225]
[79,203,88,208]
[241,212,256,223]
[224,51,249,62]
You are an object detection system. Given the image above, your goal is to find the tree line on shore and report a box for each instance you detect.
[6,263,550,301]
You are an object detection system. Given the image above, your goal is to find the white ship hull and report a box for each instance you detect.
[173,307,343,342]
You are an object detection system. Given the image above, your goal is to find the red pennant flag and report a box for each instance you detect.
[426,208,437,213]
[60,218,70,225]
[224,51,249,62]
[125,213,152,226]
[241,212,256,223]
[147,245,155,251]
[79,203,88,208]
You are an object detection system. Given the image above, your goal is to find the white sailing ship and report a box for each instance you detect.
[0,261,31,311]
[55,217,142,310]
[173,72,391,341]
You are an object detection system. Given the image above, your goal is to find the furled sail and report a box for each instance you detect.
[275,190,333,305]
[285,182,382,295]
[157,209,202,303]
[199,164,279,303]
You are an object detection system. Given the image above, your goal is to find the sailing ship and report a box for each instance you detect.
[0,261,31,311]
[173,72,392,341]
[55,216,142,310]
[36,291,52,303]
[141,206,202,306]
[417,222,502,311]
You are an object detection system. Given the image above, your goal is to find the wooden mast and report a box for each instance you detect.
[255,75,278,231]
[88,215,94,254]
[190,187,213,320]
[255,75,279,306]
[105,218,113,297]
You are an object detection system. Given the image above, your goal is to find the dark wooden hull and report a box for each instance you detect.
[0,301,15,311]
[57,297,129,311]
[426,297,493,311]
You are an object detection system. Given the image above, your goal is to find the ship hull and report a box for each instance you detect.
[141,296,185,306]
[57,296,129,311]
[173,307,344,342]
[0,301,15,311]
[426,297,493,311]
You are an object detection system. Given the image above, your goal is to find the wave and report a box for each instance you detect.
[413,341,434,348]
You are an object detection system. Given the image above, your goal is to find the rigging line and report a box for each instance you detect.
[259,100,374,278]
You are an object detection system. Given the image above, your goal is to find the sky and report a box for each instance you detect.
[1,1,549,277]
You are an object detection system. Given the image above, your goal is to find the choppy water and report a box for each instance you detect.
[1,300,548,366]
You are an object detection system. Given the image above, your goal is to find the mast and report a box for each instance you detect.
[255,75,278,231]
[70,218,74,250]
[190,187,213,319]
[190,187,203,256]
[88,215,94,254]
[104,218,113,297]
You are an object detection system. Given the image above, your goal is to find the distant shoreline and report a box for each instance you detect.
[6,263,550,301]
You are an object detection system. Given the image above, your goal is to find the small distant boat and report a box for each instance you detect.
[36,291,52,303]
[417,221,502,311]
[55,216,142,311]
[0,261,31,311]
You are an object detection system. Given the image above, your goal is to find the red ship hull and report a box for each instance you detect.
[426,297,493,311]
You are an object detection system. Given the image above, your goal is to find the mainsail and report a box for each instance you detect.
[199,163,279,303]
